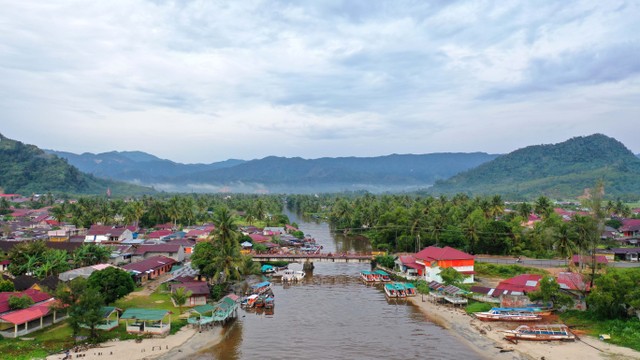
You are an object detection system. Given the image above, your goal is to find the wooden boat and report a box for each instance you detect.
[264,296,275,309]
[249,281,272,295]
[503,324,576,341]
[474,308,542,322]
[241,294,259,308]
[374,270,391,282]
[498,307,553,316]
[394,283,407,298]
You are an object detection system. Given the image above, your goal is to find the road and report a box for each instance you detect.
[475,256,640,268]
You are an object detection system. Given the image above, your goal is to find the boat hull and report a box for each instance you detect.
[475,314,541,322]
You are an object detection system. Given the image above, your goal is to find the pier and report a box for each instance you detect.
[252,253,373,270]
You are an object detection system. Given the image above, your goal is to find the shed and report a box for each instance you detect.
[120,308,171,336]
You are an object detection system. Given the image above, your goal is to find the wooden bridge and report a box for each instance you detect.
[252,253,374,266]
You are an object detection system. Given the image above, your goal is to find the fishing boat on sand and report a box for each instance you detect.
[503,324,576,341]
[497,307,553,316]
[474,308,542,322]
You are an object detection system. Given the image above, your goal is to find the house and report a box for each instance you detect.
[87,306,120,331]
[0,260,9,272]
[263,227,285,236]
[572,255,608,267]
[120,308,171,336]
[620,219,640,239]
[491,272,590,307]
[145,229,173,241]
[58,264,116,282]
[106,244,135,265]
[13,275,61,292]
[414,246,475,284]
[0,289,66,338]
[394,255,424,278]
[84,226,133,243]
[131,244,185,263]
[169,281,210,307]
[122,256,176,284]
[610,247,640,262]
[166,238,196,256]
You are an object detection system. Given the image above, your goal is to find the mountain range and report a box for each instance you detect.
[3,133,639,198]
[46,150,499,193]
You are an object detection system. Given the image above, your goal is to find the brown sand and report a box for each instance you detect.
[408,296,640,360]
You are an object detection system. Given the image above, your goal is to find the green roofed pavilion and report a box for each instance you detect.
[120,308,171,336]
[121,308,170,321]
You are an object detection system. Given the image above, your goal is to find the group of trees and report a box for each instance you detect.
[39,193,285,229]
[289,186,616,265]
[191,207,259,287]
[54,267,135,340]
[7,242,110,279]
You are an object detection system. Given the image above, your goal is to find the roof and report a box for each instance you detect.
[170,282,210,296]
[120,308,171,321]
[572,255,608,264]
[0,289,52,314]
[192,304,215,314]
[620,219,640,232]
[134,244,182,256]
[495,274,543,294]
[556,272,590,291]
[248,234,270,242]
[397,255,423,270]
[414,246,474,262]
[610,247,640,254]
[0,298,56,324]
[87,225,115,236]
[101,306,120,318]
[146,230,173,239]
[122,256,176,273]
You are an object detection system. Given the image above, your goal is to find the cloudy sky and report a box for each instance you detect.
[1,1,639,163]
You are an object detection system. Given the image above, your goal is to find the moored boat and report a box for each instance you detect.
[361,270,376,282]
[497,307,553,316]
[283,269,306,282]
[394,283,407,298]
[384,283,398,298]
[249,281,272,295]
[374,270,391,282]
[404,283,417,297]
[474,308,542,322]
[503,324,576,341]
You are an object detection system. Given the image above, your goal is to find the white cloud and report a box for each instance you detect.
[0,0,639,162]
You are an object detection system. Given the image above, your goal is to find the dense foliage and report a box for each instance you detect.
[587,269,640,319]
[87,267,135,304]
[0,133,153,195]
[527,276,574,309]
[428,134,640,200]
[289,190,604,260]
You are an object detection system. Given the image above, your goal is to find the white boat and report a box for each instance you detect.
[474,308,542,322]
[282,269,305,282]
[503,324,576,341]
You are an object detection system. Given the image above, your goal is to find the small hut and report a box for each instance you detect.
[120,308,171,336]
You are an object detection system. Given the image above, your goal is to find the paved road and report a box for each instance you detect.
[475,256,640,268]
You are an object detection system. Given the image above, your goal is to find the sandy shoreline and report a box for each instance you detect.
[408,296,640,360]
[45,326,225,360]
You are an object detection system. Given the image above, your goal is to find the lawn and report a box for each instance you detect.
[475,262,549,278]
[561,311,640,352]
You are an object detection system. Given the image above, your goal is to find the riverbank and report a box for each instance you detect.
[45,326,225,360]
[408,296,640,360]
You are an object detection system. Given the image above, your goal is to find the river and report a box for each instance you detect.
[197,209,485,360]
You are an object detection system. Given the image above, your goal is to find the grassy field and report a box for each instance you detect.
[561,311,640,352]
[474,262,549,278]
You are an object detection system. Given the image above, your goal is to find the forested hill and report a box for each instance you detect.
[0,134,154,195]
[428,134,640,199]
[46,149,499,193]
[45,149,245,183]
[169,152,499,193]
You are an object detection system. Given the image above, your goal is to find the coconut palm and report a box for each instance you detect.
[553,223,575,268]
[170,287,192,314]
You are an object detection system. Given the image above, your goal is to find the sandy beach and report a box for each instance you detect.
[408,296,640,360]
[46,326,225,360]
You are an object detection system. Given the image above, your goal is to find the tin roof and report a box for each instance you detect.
[120,308,171,321]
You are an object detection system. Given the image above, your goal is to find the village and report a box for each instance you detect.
[0,192,639,359]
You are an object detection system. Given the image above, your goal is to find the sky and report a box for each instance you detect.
[1,1,639,163]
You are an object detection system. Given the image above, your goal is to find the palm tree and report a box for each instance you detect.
[518,202,532,220]
[553,223,575,268]
[170,287,192,314]
[167,196,182,228]
[131,200,146,228]
[489,195,504,219]
[534,196,553,219]
[50,204,67,225]
[212,207,238,246]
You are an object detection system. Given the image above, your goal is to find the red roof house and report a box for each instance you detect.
[414,246,475,283]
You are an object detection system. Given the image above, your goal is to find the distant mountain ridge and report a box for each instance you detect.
[45,149,245,183]
[0,134,153,195]
[428,134,640,199]
[48,149,499,193]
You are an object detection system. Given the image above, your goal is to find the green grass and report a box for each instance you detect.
[475,262,549,278]
[465,301,493,314]
[561,310,640,351]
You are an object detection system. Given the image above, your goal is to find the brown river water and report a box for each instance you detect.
[194,210,485,360]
